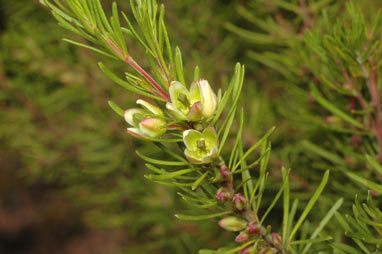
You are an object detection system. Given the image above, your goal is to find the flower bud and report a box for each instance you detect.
[219,164,230,179]
[215,187,231,203]
[218,216,247,232]
[259,248,278,254]
[247,222,263,235]
[239,245,257,254]
[232,193,246,211]
[235,231,249,243]
[139,118,166,137]
[271,233,282,248]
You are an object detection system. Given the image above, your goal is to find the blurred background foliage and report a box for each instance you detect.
[1,0,382,253]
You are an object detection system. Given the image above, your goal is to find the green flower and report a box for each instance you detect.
[166,79,217,121]
[182,127,219,164]
[124,99,166,139]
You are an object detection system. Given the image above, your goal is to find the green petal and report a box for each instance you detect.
[185,149,203,164]
[169,81,189,108]
[183,129,202,149]
[166,102,187,120]
[189,81,201,104]
[136,99,163,116]
[202,127,218,148]
[202,146,218,163]
[124,108,145,127]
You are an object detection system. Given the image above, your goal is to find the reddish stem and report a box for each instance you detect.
[125,56,170,102]
[106,38,170,102]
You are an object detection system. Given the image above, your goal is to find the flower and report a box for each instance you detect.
[166,80,217,121]
[182,127,219,164]
[124,99,166,139]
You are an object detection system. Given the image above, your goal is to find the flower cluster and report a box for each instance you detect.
[124,79,219,164]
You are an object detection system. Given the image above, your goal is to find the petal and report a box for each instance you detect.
[202,146,218,163]
[189,81,201,104]
[139,118,166,138]
[124,108,145,127]
[202,127,218,148]
[127,127,147,140]
[166,102,187,120]
[185,149,203,164]
[198,79,217,118]
[183,129,202,149]
[187,101,202,121]
[136,99,163,116]
[169,81,189,106]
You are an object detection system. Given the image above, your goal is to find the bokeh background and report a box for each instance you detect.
[1,0,382,253]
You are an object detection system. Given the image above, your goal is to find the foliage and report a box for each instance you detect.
[3,0,382,253]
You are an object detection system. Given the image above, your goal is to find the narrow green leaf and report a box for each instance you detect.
[192,171,209,190]
[289,170,330,241]
[175,47,186,85]
[108,100,124,117]
[175,211,232,221]
[222,240,256,254]
[310,84,363,128]
[98,62,164,101]
[145,167,199,180]
[346,172,382,193]
[282,167,290,245]
[194,66,200,81]
[232,127,275,172]
[365,154,382,175]
[301,198,343,254]
[290,236,333,245]
[136,150,189,166]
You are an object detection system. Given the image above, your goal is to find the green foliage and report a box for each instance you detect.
[3,0,382,253]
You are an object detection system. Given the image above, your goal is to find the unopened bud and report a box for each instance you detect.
[271,233,282,248]
[215,187,231,203]
[218,216,247,232]
[259,248,278,254]
[247,222,263,235]
[239,245,254,254]
[235,231,249,243]
[219,165,230,179]
[232,193,246,211]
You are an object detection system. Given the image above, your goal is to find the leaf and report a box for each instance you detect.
[290,236,333,245]
[63,38,116,58]
[232,126,275,172]
[98,62,163,101]
[346,172,382,193]
[192,171,209,190]
[310,84,363,128]
[175,47,186,85]
[145,168,199,180]
[365,154,382,175]
[136,150,189,166]
[108,100,124,117]
[175,211,232,221]
[289,170,330,241]
[301,198,343,254]
[282,167,290,245]
[221,240,256,254]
